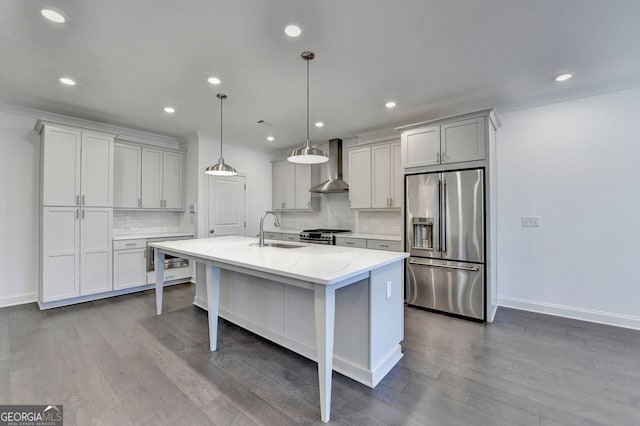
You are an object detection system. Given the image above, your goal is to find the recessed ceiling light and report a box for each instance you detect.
[555,73,573,82]
[58,77,76,86]
[207,77,221,85]
[41,9,66,23]
[315,122,324,128]
[284,24,302,37]
[266,136,275,142]
[163,106,176,113]
[385,101,396,108]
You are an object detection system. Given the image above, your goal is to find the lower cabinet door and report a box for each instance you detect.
[80,208,113,295]
[113,248,147,290]
[42,207,81,302]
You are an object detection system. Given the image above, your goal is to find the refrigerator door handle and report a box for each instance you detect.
[441,179,447,253]
[408,259,479,272]
[437,179,442,252]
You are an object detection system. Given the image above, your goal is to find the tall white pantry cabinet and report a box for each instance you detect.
[37,122,114,305]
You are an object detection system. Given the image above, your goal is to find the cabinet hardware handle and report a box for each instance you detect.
[138,198,141,208]
[81,209,85,219]
[160,199,163,207]
[81,195,85,205]
[165,275,175,279]
[346,242,354,245]
[390,198,393,206]
[380,244,389,247]
[437,152,440,162]
[76,209,79,219]
[76,194,80,205]
[125,243,136,246]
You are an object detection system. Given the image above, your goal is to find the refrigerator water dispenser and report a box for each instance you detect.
[412,217,434,250]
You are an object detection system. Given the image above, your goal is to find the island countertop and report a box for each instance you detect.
[150,235,408,286]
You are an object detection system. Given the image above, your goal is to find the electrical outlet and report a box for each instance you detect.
[522,216,540,227]
[386,281,392,299]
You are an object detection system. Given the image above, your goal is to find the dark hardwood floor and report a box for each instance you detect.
[1,283,639,425]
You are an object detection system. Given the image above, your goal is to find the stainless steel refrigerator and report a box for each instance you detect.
[405,168,485,320]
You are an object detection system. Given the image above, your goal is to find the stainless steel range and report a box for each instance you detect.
[300,229,351,245]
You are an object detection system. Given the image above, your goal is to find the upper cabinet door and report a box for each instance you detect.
[401,126,440,168]
[42,126,82,206]
[162,151,184,209]
[348,147,372,208]
[81,132,114,207]
[294,163,312,210]
[441,117,485,164]
[371,144,390,208]
[141,148,163,208]
[390,142,402,208]
[114,143,142,208]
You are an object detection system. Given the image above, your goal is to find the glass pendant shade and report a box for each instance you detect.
[288,51,328,164]
[205,93,237,176]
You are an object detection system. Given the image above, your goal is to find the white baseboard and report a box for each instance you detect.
[498,296,640,331]
[0,292,37,308]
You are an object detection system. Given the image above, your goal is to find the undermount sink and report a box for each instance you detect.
[250,242,303,249]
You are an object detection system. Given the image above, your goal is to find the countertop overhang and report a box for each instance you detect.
[150,236,408,286]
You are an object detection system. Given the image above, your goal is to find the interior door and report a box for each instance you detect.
[208,175,246,237]
[441,169,484,263]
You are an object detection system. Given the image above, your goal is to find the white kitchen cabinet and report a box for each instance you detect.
[41,124,114,207]
[42,207,80,302]
[272,161,315,210]
[440,117,486,164]
[390,142,402,208]
[41,206,113,302]
[402,126,440,168]
[113,248,146,290]
[400,117,485,168]
[141,148,184,210]
[348,147,372,208]
[294,164,312,209]
[349,141,401,209]
[114,143,142,208]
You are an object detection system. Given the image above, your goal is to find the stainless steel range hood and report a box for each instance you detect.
[309,138,349,193]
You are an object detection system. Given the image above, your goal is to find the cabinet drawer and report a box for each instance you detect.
[113,239,147,250]
[281,233,300,242]
[263,232,282,240]
[335,237,367,248]
[366,239,401,252]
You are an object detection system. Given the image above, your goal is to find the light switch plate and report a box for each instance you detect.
[522,216,540,227]
[189,203,197,213]
[386,281,392,299]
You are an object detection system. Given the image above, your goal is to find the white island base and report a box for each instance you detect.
[193,261,404,388]
[151,237,408,422]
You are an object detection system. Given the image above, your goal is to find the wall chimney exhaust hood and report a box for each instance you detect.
[309,138,349,193]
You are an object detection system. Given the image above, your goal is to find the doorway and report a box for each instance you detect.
[207,174,246,237]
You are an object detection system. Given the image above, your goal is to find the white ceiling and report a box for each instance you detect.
[2,0,640,151]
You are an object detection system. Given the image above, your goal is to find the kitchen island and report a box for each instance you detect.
[150,236,408,423]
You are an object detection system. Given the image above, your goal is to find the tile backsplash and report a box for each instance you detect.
[113,210,182,234]
[278,193,402,235]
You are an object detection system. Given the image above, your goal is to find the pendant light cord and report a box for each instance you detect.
[306,57,310,144]
[219,96,224,158]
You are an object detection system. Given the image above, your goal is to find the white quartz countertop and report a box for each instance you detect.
[336,233,402,242]
[150,236,408,286]
[113,232,195,241]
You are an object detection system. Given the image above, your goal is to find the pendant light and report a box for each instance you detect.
[205,93,237,176]
[287,51,329,164]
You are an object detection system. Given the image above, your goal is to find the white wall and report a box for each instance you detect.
[0,111,40,307]
[497,87,640,329]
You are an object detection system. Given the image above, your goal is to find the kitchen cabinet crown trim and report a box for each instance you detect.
[395,108,501,132]
[36,119,116,138]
